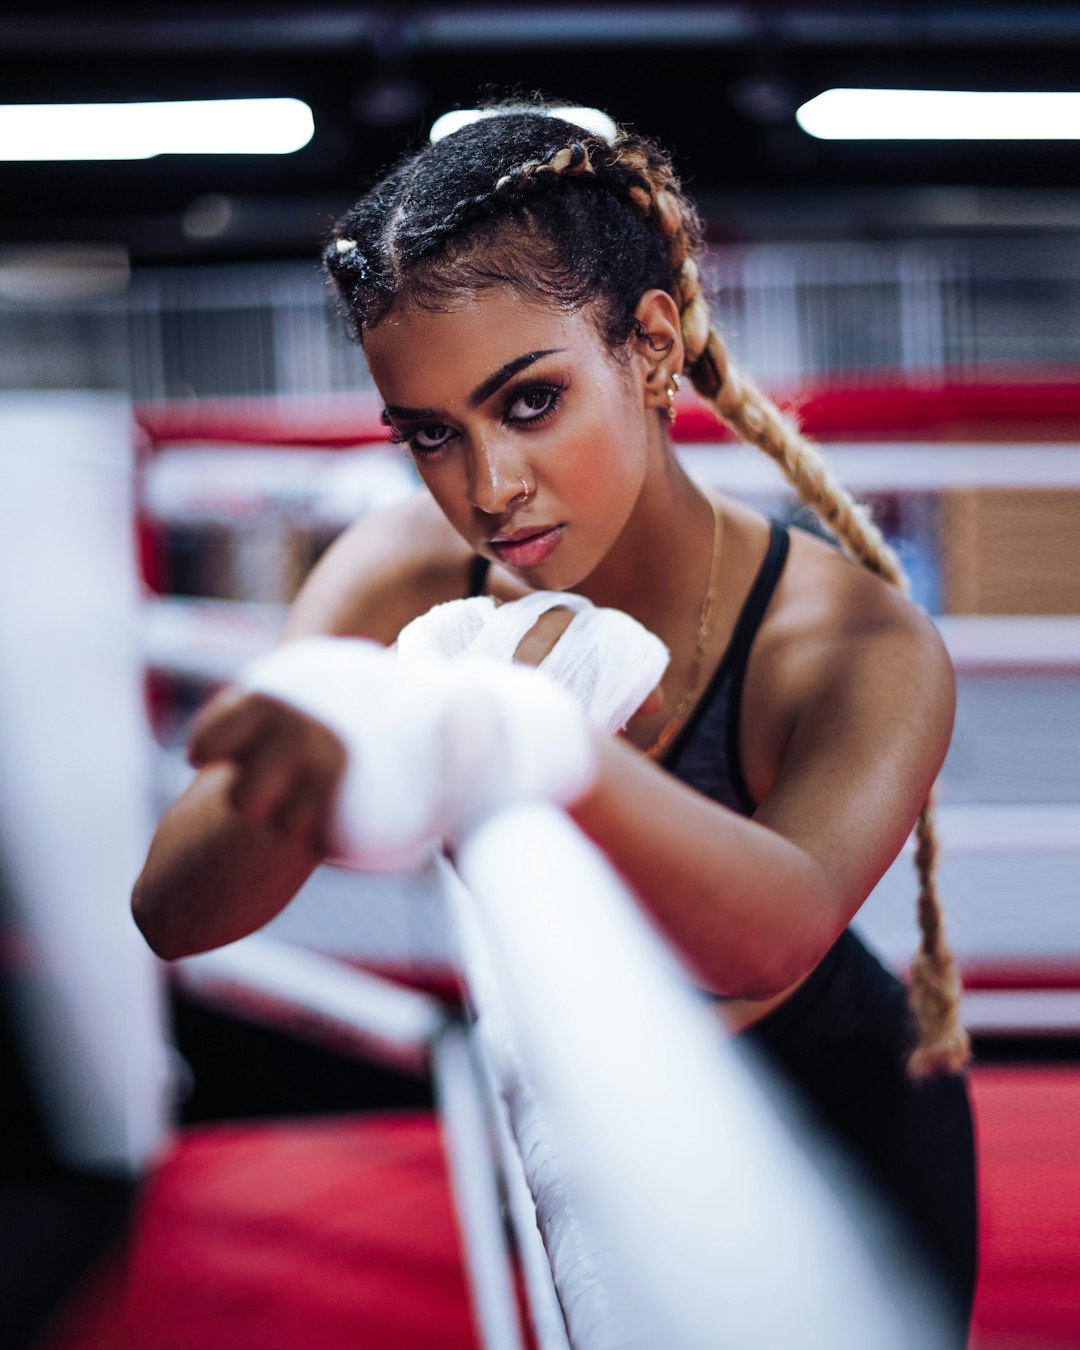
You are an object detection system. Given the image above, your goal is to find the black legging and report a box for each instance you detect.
[735,928,978,1342]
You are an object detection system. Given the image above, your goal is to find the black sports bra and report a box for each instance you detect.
[662,519,790,814]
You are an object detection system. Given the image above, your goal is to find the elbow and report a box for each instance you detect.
[728,955,812,1003]
[701,942,816,1003]
[728,860,842,1000]
[759,940,831,1001]
[729,945,828,1003]
[774,864,846,996]
[131,874,188,962]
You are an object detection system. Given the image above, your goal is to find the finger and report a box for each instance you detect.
[635,684,665,718]
[226,732,295,824]
[273,729,347,845]
[271,770,332,850]
[513,607,575,666]
[188,687,270,766]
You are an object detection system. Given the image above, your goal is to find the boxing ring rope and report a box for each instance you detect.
[440,800,958,1350]
[180,793,961,1350]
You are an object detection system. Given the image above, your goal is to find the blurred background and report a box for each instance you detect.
[1,3,1078,1348]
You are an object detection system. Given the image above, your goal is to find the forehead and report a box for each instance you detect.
[362,287,607,400]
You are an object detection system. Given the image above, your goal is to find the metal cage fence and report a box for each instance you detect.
[95,236,1080,403]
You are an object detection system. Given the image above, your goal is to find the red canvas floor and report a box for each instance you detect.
[969,1066,1080,1350]
[38,1066,1080,1350]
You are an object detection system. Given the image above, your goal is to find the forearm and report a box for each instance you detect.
[569,736,841,999]
[132,764,323,961]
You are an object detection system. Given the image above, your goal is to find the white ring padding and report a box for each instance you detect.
[177,932,448,1073]
[397,591,670,736]
[242,636,598,870]
[438,854,573,1350]
[450,803,956,1350]
[432,1024,531,1350]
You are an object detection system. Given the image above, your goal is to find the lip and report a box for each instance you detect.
[489,523,565,568]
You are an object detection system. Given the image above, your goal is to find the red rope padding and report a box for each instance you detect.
[135,376,1080,452]
[958,962,1080,993]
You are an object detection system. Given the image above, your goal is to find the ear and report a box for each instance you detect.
[630,289,685,414]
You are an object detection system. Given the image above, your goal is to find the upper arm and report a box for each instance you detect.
[752,605,955,927]
[281,490,465,645]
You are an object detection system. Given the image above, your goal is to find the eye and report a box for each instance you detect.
[505,384,563,426]
[385,422,457,457]
[409,424,456,452]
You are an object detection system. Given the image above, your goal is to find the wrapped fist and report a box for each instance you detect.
[192,637,599,871]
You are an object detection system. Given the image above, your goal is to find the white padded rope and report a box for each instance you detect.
[450,803,956,1350]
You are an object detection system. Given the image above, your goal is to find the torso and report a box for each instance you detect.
[285,486,915,1034]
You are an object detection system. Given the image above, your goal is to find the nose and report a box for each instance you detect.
[466,438,529,516]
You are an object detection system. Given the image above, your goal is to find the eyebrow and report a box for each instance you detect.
[382,348,566,422]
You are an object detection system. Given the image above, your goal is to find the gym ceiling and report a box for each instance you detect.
[1,2,1077,261]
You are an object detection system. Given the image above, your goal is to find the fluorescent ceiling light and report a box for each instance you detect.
[797,89,1080,140]
[430,105,617,144]
[0,98,314,161]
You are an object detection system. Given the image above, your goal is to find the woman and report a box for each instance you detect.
[132,104,977,1333]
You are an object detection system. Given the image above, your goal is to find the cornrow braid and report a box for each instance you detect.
[405,140,604,259]
[494,139,599,191]
[324,105,970,1077]
[323,110,690,345]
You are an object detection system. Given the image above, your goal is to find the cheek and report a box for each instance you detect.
[553,401,647,505]
[421,464,472,526]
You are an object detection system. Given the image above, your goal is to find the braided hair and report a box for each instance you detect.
[324,102,969,1079]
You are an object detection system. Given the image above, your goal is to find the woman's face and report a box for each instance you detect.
[363,285,656,590]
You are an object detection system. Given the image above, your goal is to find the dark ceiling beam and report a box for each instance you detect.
[416,6,1080,50]
[0,13,377,56]
[2,6,1080,57]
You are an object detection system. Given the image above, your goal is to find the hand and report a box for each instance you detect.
[188,685,346,854]
[511,604,575,665]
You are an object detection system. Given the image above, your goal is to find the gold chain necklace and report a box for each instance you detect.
[645,497,725,761]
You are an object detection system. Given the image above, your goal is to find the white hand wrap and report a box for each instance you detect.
[396,591,669,736]
[242,636,598,871]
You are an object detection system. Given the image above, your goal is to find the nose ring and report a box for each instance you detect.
[516,477,532,502]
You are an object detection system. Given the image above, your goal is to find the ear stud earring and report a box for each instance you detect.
[665,371,681,424]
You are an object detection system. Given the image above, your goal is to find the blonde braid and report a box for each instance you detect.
[494,139,600,194]
[638,163,970,1077]
[907,794,970,1076]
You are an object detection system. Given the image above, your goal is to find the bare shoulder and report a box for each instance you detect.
[777,522,954,698]
[281,490,475,645]
[749,518,956,806]
[737,516,955,804]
